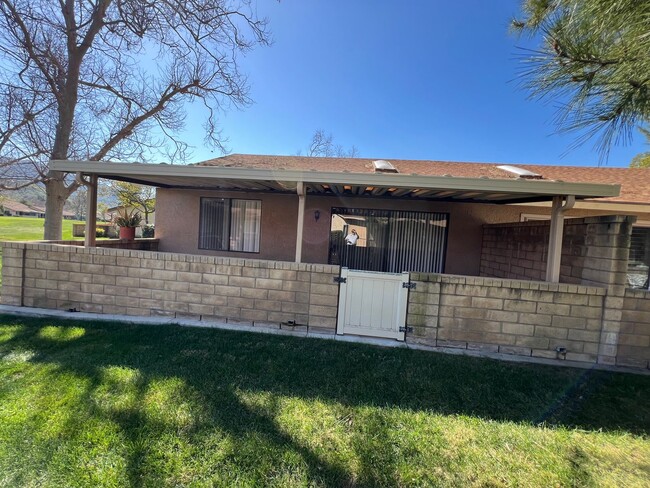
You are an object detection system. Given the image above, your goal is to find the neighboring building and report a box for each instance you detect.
[107,205,155,225]
[1,198,45,218]
[1,198,76,220]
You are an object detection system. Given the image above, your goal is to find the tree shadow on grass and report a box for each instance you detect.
[1,315,649,485]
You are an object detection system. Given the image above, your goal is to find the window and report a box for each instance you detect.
[199,198,261,252]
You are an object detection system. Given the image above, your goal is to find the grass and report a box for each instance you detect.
[0,216,85,287]
[0,216,84,241]
[0,315,648,487]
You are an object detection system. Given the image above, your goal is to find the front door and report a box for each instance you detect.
[336,268,409,340]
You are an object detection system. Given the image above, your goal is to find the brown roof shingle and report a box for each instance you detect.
[195,154,650,204]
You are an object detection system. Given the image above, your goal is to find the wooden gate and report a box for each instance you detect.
[336,268,410,341]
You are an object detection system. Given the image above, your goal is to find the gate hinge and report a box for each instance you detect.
[399,326,414,333]
[402,282,416,289]
[334,276,347,284]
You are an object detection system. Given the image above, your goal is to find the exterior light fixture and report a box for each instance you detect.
[314,210,321,222]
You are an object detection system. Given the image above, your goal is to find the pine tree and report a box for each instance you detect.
[513,1,650,158]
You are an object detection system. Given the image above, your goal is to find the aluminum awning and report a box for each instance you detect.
[50,160,621,204]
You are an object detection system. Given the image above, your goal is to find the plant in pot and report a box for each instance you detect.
[113,207,142,240]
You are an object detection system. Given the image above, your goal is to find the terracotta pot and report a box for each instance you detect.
[119,226,136,240]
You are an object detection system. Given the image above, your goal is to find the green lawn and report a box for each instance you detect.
[0,315,648,487]
[0,216,84,241]
[0,216,85,287]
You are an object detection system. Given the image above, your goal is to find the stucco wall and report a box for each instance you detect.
[156,188,533,276]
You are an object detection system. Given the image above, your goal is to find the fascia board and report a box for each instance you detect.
[50,160,621,198]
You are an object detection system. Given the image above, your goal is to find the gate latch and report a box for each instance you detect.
[334,276,347,284]
[399,326,414,333]
[402,282,416,289]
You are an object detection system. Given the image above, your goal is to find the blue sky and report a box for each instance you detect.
[181,0,646,168]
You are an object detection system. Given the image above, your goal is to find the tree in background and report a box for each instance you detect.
[630,128,650,168]
[0,0,271,239]
[512,0,650,159]
[67,186,87,220]
[110,182,155,224]
[301,130,359,158]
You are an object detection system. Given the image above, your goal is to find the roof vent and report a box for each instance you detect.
[373,160,398,173]
[496,165,542,179]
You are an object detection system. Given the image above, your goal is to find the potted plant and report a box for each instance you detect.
[113,207,142,240]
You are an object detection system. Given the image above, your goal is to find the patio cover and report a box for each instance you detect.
[51,159,619,204]
[49,157,621,282]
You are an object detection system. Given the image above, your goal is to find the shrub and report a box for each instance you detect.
[95,228,106,238]
[112,207,142,227]
[142,225,155,238]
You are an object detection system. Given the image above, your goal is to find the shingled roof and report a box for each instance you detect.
[195,154,648,204]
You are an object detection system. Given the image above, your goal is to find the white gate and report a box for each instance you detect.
[336,268,410,341]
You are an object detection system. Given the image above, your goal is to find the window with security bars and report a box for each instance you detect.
[628,226,650,289]
[328,208,448,273]
[199,198,261,253]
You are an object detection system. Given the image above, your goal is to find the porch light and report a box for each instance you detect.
[314,210,320,222]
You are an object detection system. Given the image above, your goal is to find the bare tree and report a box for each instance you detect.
[303,129,359,158]
[0,0,271,239]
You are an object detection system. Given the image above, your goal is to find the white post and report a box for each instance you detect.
[545,195,575,282]
[84,174,98,248]
[295,181,305,263]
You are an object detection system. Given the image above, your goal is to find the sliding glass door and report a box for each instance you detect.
[329,208,448,273]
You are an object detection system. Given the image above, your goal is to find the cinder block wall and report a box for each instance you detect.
[616,289,650,368]
[480,215,634,288]
[0,242,338,331]
[407,274,609,364]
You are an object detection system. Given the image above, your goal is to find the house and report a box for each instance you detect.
[1,198,45,218]
[0,198,75,219]
[106,205,155,226]
[2,155,649,370]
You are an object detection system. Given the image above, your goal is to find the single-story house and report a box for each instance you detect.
[2,155,649,370]
[1,198,45,218]
[0,198,76,220]
[106,205,155,226]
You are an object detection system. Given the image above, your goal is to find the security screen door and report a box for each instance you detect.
[329,208,448,273]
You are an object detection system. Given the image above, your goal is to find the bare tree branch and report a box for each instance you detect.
[0,0,272,238]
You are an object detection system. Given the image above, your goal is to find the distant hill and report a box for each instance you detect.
[1,182,119,220]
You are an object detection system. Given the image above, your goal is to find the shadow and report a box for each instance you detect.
[1,314,649,485]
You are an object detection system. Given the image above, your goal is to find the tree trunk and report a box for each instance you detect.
[44,172,73,240]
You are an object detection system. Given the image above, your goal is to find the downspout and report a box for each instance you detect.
[545,195,575,282]
[76,172,98,248]
[295,181,305,263]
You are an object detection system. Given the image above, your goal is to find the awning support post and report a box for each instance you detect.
[545,195,575,282]
[295,181,305,263]
[78,173,98,248]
